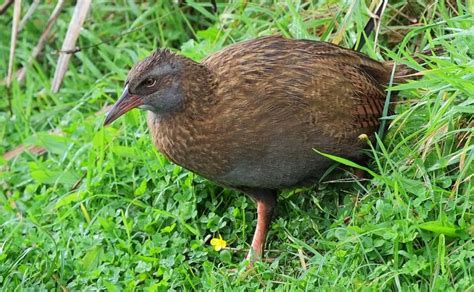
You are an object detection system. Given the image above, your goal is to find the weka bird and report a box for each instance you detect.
[104,36,397,262]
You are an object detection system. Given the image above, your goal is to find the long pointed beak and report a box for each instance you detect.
[104,84,143,126]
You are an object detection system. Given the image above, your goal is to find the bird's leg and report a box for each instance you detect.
[246,198,275,262]
[241,188,277,264]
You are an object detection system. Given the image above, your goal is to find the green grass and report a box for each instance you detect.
[1,0,473,290]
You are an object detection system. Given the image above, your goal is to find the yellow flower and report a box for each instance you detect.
[358,133,369,141]
[210,235,227,251]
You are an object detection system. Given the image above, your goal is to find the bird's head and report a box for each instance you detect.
[104,49,196,126]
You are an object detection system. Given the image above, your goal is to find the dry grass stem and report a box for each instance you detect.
[16,0,66,83]
[51,0,91,93]
[18,0,39,32]
[0,0,13,14]
[6,0,21,88]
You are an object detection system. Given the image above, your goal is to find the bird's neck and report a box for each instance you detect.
[185,62,218,114]
[154,61,218,121]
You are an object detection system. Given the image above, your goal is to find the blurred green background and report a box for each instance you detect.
[0,0,473,290]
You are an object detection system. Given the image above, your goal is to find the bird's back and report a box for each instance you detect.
[152,36,393,189]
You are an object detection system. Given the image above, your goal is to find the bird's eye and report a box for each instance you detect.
[144,78,156,87]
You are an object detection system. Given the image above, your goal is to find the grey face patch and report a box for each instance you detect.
[127,52,186,115]
[142,80,184,115]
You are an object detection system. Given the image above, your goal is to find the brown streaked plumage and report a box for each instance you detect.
[104,35,406,264]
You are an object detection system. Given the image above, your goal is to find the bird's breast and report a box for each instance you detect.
[147,112,232,179]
